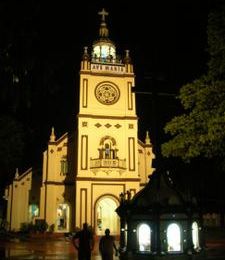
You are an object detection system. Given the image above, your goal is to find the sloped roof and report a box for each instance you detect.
[131,170,185,208]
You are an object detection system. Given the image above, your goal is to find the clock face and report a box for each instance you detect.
[95,83,120,105]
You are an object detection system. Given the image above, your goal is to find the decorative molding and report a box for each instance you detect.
[82,79,88,108]
[44,181,74,186]
[128,81,133,110]
[80,71,134,78]
[95,81,120,105]
[128,137,135,171]
[76,177,140,182]
[95,123,102,128]
[80,188,87,227]
[81,135,88,170]
[99,136,116,145]
[78,114,137,120]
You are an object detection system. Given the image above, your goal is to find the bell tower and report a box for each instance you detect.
[75,8,140,234]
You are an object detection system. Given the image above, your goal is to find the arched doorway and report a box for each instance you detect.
[95,196,119,236]
[56,203,70,232]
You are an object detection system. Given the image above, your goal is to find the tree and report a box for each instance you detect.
[161,1,225,168]
[0,116,24,187]
[0,1,73,183]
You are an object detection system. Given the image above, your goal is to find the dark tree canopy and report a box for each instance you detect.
[0,1,75,189]
[162,1,225,169]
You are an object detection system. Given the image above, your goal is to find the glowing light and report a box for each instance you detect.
[167,223,181,252]
[192,222,200,250]
[93,44,116,61]
[29,204,39,221]
[138,223,151,252]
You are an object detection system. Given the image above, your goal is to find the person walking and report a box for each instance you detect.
[99,228,118,260]
[72,223,94,260]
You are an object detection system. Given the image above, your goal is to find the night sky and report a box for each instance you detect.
[41,0,210,140]
[0,0,215,194]
[41,0,211,153]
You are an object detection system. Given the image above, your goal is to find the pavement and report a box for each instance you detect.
[0,234,120,260]
[0,236,102,259]
[0,234,225,259]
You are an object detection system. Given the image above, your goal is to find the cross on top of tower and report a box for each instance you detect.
[98,8,108,22]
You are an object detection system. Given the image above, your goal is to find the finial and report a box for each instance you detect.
[124,50,132,64]
[15,168,19,179]
[145,131,151,144]
[98,8,109,38]
[82,46,90,61]
[84,46,88,54]
[50,127,56,142]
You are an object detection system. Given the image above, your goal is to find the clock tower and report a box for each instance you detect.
[75,8,153,235]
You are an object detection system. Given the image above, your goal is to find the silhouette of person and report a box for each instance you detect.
[99,228,118,260]
[72,223,94,260]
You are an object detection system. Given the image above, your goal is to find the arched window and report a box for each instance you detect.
[137,223,151,252]
[29,204,39,221]
[167,223,182,252]
[105,143,110,158]
[99,136,118,159]
[60,158,68,175]
[192,222,200,250]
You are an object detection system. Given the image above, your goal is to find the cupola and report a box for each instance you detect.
[116,170,205,259]
[92,8,117,63]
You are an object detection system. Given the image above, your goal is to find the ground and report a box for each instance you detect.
[0,228,225,259]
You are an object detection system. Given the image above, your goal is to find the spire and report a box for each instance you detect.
[50,127,56,142]
[124,50,132,64]
[92,8,116,63]
[82,46,90,61]
[145,131,151,145]
[15,168,19,179]
[98,8,109,38]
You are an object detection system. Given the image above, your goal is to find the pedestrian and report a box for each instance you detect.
[99,228,118,260]
[72,223,94,260]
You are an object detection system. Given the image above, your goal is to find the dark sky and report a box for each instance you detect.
[1,0,212,173]
[43,0,210,82]
[41,0,210,141]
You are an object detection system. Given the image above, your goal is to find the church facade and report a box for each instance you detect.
[4,9,155,235]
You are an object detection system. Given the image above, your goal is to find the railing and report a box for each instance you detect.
[90,158,126,169]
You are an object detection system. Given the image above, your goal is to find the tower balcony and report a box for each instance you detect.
[90,158,126,169]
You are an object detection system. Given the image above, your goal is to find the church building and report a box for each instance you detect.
[4,8,155,235]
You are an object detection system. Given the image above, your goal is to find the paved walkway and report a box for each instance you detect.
[0,235,225,259]
[0,236,106,260]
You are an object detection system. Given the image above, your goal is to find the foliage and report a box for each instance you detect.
[49,224,55,232]
[0,115,25,184]
[0,1,72,190]
[35,219,48,233]
[20,222,35,233]
[20,220,49,233]
[161,2,225,168]
[0,218,9,232]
